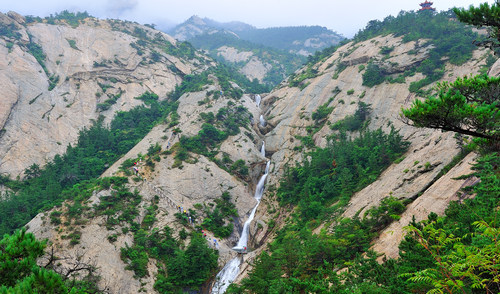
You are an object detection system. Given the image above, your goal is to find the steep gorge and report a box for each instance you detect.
[0,9,497,294]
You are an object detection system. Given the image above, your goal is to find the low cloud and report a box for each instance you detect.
[106,0,138,17]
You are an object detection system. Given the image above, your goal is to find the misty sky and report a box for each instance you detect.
[0,0,496,37]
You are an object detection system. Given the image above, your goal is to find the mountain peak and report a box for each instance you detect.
[186,15,206,26]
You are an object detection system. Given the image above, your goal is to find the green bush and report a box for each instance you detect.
[362,63,385,87]
[312,103,334,122]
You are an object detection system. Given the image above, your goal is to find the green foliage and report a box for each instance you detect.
[121,221,218,291]
[0,229,89,293]
[355,10,478,92]
[189,31,305,88]
[44,10,91,28]
[161,40,197,61]
[0,23,21,40]
[177,102,250,164]
[169,63,268,103]
[479,53,498,75]
[169,73,211,101]
[147,143,162,157]
[453,2,500,55]
[312,102,334,122]
[379,46,394,55]
[363,196,405,231]
[331,102,372,132]
[235,152,498,293]
[201,191,238,238]
[154,234,218,291]
[237,26,343,53]
[402,74,500,150]
[362,63,385,87]
[179,123,227,156]
[0,229,46,288]
[231,197,407,294]
[288,66,318,89]
[279,127,409,221]
[94,185,142,230]
[26,39,47,75]
[66,39,78,50]
[230,159,249,176]
[0,93,177,236]
[48,74,59,91]
[398,153,500,293]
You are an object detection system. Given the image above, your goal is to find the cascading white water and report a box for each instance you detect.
[255,94,261,107]
[212,94,271,293]
[259,115,266,127]
[212,160,271,293]
[212,257,241,294]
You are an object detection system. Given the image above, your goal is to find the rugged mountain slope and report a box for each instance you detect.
[3,9,497,294]
[189,33,306,86]
[168,16,254,41]
[26,80,267,293]
[0,11,211,177]
[233,35,494,282]
[25,32,493,292]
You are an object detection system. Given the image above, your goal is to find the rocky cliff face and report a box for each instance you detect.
[236,34,490,278]
[216,46,271,82]
[6,13,493,293]
[0,12,211,177]
[27,82,267,293]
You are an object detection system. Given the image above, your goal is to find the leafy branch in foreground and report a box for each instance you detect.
[401,74,499,150]
[403,220,500,294]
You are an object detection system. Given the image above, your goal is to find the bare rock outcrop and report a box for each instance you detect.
[0,15,209,177]
[263,35,487,204]
[371,152,478,259]
[216,46,271,82]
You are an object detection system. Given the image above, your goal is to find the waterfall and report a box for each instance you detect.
[212,257,241,294]
[212,93,270,293]
[212,159,270,293]
[255,94,261,107]
[235,201,260,249]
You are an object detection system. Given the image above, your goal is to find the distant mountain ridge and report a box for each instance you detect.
[168,15,345,56]
[167,15,344,87]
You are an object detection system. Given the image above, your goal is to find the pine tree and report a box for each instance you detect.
[401,74,500,150]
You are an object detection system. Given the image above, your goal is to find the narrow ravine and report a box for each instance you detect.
[211,95,270,293]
